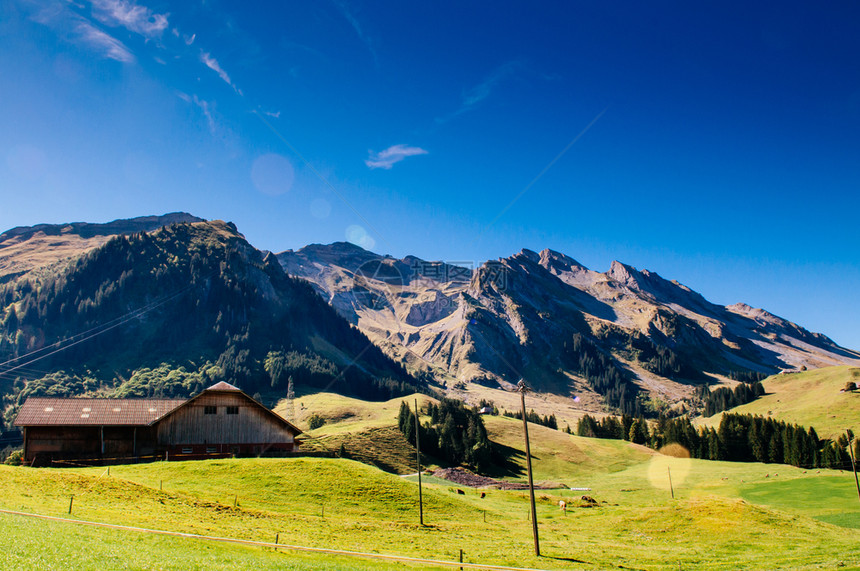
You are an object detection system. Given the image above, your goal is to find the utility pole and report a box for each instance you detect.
[517,379,540,557]
[415,398,424,525]
[286,375,295,423]
[848,432,860,504]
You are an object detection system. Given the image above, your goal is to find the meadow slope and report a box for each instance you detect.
[697,366,860,438]
[3,389,859,570]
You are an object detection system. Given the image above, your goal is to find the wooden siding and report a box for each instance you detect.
[155,392,296,447]
[22,426,159,463]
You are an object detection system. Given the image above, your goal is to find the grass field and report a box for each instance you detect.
[1,511,406,571]
[697,366,860,438]
[282,392,438,473]
[3,388,860,570]
[2,455,859,570]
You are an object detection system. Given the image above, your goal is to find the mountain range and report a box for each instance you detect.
[279,241,860,414]
[1,213,857,427]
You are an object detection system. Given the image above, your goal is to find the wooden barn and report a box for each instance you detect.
[14,381,301,466]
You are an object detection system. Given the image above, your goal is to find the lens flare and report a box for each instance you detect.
[251,153,295,196]
[647,444,692,491]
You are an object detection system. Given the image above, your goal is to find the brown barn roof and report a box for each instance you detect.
[205,381,241,391]
[14,397,186,426]
[13,382,302,436]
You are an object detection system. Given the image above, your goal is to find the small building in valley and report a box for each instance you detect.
[14,381,301,466]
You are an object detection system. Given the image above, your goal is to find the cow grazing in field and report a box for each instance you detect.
[558,500,567,512]
[457,489,465,495]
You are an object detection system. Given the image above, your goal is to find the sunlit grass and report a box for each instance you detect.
[2,452,859,570]
[697,366,860,439]
[3,383,860,570]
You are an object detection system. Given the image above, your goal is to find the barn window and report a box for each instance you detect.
[226,406,239,415]
[181,447,193,454]
[204,406,217,415]
[206,447,217,453]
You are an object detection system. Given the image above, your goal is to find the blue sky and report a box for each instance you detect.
[1,1,859,350]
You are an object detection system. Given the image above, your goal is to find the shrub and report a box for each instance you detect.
[4,449,23,466]
[307,413,326,430]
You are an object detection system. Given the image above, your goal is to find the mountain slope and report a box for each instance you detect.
[0,220,417,427]
[0,212,204,283]
[278,244,860,415]
[697,366,860,439]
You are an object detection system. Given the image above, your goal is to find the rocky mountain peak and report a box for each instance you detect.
[538,248,586,273]
[514,248,541,263]
[607,260,641,286]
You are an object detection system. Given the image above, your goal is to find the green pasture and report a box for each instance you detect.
[3,385,859,570]
[1,511,404,571]
[697,366,860,438]
[2,452,859,569]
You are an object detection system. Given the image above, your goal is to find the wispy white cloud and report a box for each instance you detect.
[463,60,520,106]
[200,50,241,94]
[74,20,135,62]
[183,33,196,46]
[26,0,134,63]
[193,95,216,134]
[334,1,379,67]
[263,110,281,118]
[90,0,168,39]
[176,91,216,134]
[365,145,428,170]
[437,59,523,123]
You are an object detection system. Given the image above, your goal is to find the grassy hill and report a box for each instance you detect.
[275,392,438,474]
[697,366,860,438]
[2,452,859,570]
[1,511,394,571]
[282,392,655,479]
[4,389,858,569]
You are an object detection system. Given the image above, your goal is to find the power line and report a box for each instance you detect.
[0,268,218,382]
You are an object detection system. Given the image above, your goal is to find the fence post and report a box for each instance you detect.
[68,495,74,514]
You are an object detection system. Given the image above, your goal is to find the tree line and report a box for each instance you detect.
[696,381,766,417]
[397,399,494,473]
[502,408,558,430]
[577,412,858,470]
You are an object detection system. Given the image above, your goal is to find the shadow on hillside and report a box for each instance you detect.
[485,441,526,478]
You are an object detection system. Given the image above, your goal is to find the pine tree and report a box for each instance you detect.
[629,417,649,445]
[765,432,781,464]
